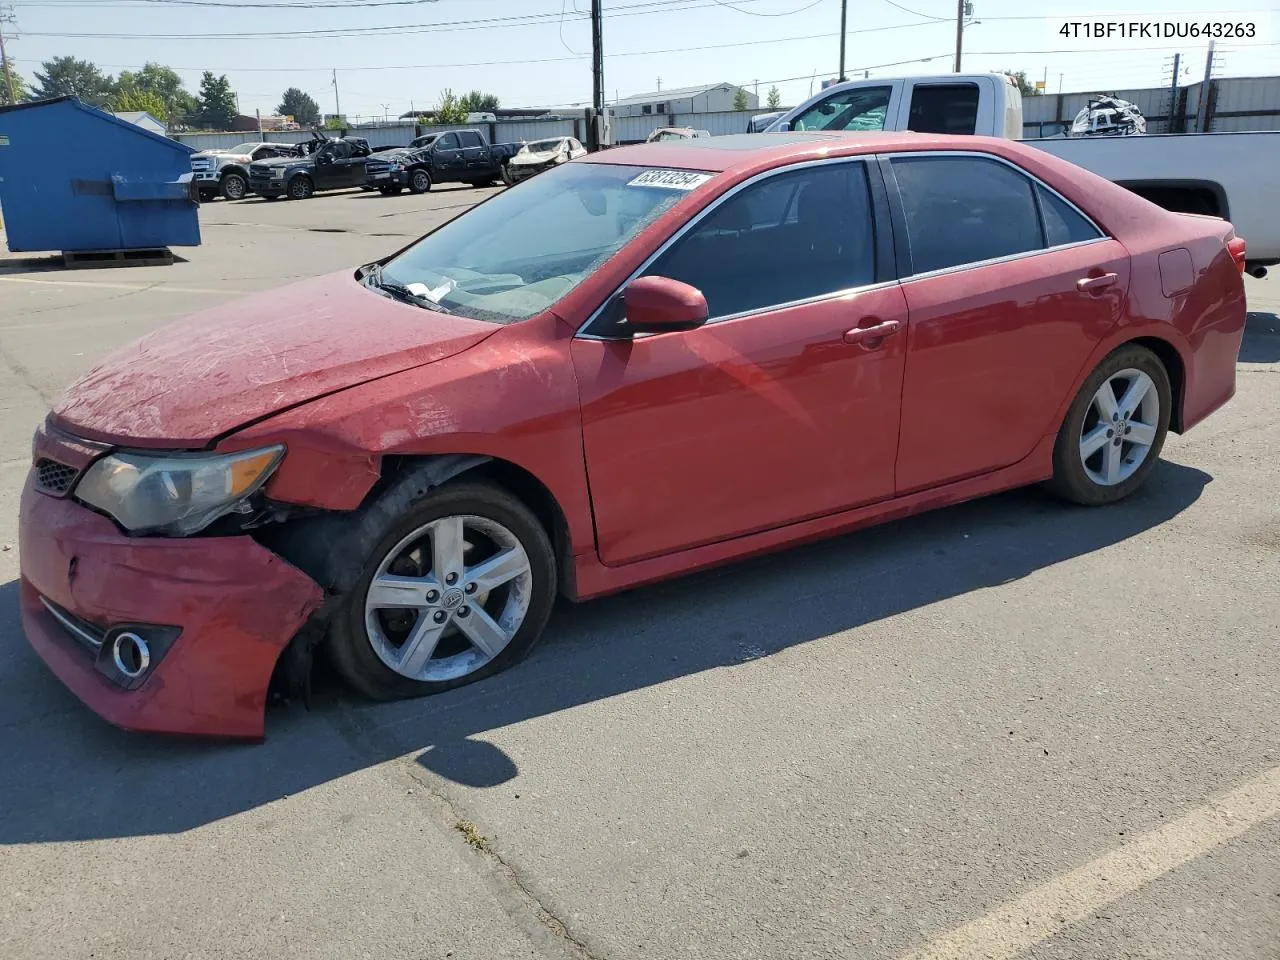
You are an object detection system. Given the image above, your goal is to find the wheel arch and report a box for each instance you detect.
[1128,335,1187,433]
[220,164,248,180]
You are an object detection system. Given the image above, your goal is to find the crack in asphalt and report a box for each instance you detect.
[325,705,601,960]
[0,338,53,405]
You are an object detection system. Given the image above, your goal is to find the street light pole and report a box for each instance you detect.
[838,0,848,82]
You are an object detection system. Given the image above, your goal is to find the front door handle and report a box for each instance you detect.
[844,319,901,346]
[1076,272,1118,293]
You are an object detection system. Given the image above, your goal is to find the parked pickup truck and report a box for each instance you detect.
[765,73,1280,273]
[190,141,301,201]
[364,129,523,192]
[247,135,372,200]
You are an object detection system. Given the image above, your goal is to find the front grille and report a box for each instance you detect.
[39,596,106,652]
[365,159,390,175]
[191,156,214,173]
[35,458,80,495]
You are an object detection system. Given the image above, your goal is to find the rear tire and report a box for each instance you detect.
[327,478,557,702]
[409,168,432,194]
[500,163,514,186]
[1046,345,1171,506]
[286,175,314,200]
[220,172,248,201]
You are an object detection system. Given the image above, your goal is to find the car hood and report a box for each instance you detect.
[512,149,561,166]
[51,271,498,447]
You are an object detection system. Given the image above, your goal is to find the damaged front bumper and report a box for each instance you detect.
[18,474,325,739]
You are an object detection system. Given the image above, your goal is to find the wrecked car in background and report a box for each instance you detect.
[507,137,588,183]
[191,141,302,201]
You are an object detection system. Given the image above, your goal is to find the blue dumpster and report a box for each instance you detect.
[0,96,200,254]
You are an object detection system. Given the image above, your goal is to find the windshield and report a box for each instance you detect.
[523,139,565,153]
[411,135,438,148]
[380,162,710,324]
[228,142,261,154]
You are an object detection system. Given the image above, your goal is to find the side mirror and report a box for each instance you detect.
[624,276,708,333]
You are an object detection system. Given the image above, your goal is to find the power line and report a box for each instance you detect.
[704,0,825,15]
[878,0,948,21]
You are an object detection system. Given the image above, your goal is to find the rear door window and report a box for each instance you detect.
[890,155,1044,274]
[790,86,892,132]
[907,83,980,135]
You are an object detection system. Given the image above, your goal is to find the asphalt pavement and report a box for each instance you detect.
[1,185,1278,960]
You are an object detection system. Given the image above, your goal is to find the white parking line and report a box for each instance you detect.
[0,276,246,295]
[899,763,1280,960]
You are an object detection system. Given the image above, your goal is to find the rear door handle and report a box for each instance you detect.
[1076,273,1118,293]
[844,319,901,346]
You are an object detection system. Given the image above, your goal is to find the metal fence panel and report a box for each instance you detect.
[174,130,314,152]
[497,119,577,142]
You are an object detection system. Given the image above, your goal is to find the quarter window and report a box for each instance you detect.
[890,155,1043,274]
[1037,184,1103,246]
[640,162,877,320]
[790,86,891,132]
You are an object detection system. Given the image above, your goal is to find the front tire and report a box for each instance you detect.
[327,479,557,701]
[286,175,314,200]
[220,172,248,201]
[1046,345,1171,505]
[409,169,432,194]
[500,163,514,186]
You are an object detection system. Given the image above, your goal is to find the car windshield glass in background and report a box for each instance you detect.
[641,161,876,319]
[526,140,564,152]
[791,86,891,132]
[380,163,711,323]
[228,142,260,154]
[891,155,1047,274]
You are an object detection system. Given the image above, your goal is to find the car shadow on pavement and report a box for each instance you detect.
[0,460,1211,844]
[1240,312,1280,363]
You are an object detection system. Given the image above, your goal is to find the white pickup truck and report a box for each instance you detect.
[765,73,1280,274]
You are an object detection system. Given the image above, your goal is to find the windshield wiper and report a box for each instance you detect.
[362,263,452,313]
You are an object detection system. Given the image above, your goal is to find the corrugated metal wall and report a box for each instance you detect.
[176,130,314,152]
[615,110,759,143]
[173,118,583,152]
[1020,77,1280,137]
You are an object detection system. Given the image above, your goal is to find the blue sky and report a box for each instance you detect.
[4,0,1277,120]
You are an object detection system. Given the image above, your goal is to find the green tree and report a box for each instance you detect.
[113,87,168,120]
[278,86,321,127]
[459,90,500,112]
[1004,70,1040,96]
[733,87,749,111]
[766,85,782,110]
[0,68,30,106]
[434,88,468,124]
[196,71,237,130]
[31,56,114,106]
[324,115,347,130]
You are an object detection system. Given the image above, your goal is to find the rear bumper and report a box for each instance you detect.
[18,475,324,739]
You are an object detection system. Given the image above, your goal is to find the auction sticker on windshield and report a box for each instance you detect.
[627,169,714,190]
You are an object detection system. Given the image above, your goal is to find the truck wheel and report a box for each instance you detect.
[220,172,248,201]
[500,163,514,186]
[287,175,314,200]
[409,169,432,194]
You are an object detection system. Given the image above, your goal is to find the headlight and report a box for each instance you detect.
[75,446,284,536]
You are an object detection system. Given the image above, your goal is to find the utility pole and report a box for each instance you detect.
[1167,52,1180,132]
[1198,41,1216,132]
[332,68,341,121]
[953,0,965,72]
[590,0,604,147]
[838,0,848,81]
[0,5,17,105]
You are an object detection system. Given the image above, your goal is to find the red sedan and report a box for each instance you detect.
[19,132,1247,738]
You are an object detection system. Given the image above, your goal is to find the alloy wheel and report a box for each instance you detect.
[1078,368,1160,486]
[363,515,533,682]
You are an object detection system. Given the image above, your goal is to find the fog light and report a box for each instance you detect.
[95,623,181,690]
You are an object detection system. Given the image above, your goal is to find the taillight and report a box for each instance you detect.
[1227,236,1247,275]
